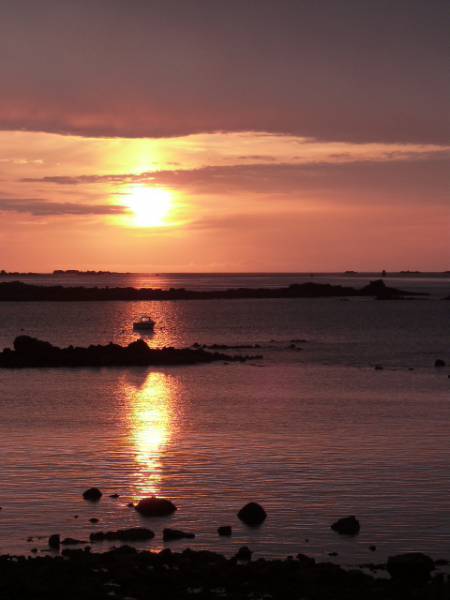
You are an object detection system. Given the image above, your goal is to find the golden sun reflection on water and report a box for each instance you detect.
[123,371,178,498]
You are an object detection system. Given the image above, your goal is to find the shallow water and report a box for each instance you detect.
[0,276,449,563]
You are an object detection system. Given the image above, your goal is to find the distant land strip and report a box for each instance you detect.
[0,280,425,301]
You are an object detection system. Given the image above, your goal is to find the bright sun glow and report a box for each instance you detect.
[125,186,173,227]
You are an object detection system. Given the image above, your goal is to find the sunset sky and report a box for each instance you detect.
[0,0,448,272]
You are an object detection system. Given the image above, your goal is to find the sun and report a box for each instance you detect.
[125,186,173,227]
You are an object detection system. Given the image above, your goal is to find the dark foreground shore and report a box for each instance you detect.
[0,279,424,301]
[0,546,448,600]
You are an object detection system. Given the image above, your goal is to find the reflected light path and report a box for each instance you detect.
[122,372,179,498]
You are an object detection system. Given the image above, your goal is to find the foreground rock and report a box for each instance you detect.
[331,515,360,535]
[0,336,254,368]
[387,552,435,583]
[90,528,155,542]
[237,502,267,526]
[1,547,447,600]
[135,497,177,517]
[82,487,102,501]
[235,546,252,561]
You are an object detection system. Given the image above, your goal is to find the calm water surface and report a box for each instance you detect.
[0,275,449,563]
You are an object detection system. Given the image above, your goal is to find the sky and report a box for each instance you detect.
[0,0,448,272]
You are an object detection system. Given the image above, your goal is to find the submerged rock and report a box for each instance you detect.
[162,528,195,542]
[387,552,434,582]
[82,487,102,501]
[217,526,232,537]
[90,528,155,542]
[135,497,177,517]
[434,359,446,367]
[237,502,267,526]
[331,516,360,535]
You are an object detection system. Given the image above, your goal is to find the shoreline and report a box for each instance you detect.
[1,545,448,599]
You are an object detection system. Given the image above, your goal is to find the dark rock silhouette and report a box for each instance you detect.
[387,552,435,583]
[0,279,423,302]
[297,553,316,568]
[90,528,155,542]
[0,336,253,368]
[0,546,448,598]
[235,546,252,561]
[48,534,60,549]
[61,538,87,545]
[135,497,177,517]
[109,493,120,499]
[82,487,102,501]
[217,526,232,536]
[89,518,99,523]
[434,359,446,367]
[162,529,195,542]
[237,502,267,526]
[331,516,360,535]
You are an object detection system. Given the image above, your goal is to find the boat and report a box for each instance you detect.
[133,315,155,331]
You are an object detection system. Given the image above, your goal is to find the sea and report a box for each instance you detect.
[0,273,449,565]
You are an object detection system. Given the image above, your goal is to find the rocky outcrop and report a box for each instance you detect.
[0,337,253,368]
[237,502,267,526]
[296,553,316,568]
[0,546,448,599]
[82,487,102,501]
[387,552,435,583]
[134,497,177,517]
[61,538,87,545]
[235,546,252,561]
[162,529,195,541]
[331,516,360,535]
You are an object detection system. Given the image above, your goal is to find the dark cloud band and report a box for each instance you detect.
[0,198,126,217]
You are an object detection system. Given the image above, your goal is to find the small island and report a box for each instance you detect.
[0,279,424,302]
[0,336,256,368]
